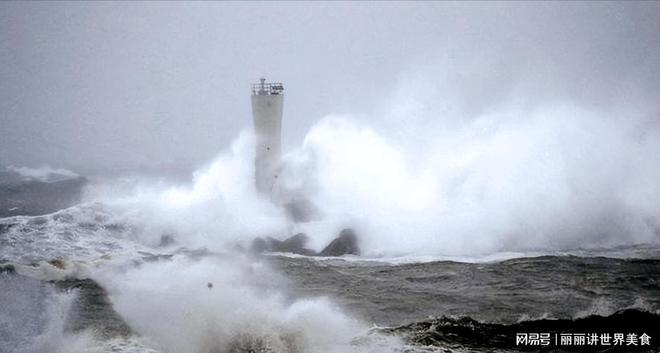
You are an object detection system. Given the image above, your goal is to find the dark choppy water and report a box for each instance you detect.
[271,254,660,352]
[1,204,660,353]
[269,254,660,326]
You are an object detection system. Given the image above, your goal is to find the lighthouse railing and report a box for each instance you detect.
[251,82,284,96]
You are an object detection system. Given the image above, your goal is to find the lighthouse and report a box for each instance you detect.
[251,78,284,198]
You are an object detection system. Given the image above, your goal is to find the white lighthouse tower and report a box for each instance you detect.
[251,78,284,197]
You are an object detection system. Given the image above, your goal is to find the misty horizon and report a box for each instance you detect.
[1,2,659,175]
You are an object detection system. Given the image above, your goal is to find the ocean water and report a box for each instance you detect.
[1,202,659,353]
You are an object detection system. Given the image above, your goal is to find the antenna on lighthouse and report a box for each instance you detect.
[251,78,284,198]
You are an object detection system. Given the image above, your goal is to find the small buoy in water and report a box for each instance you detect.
[207,282,213,289]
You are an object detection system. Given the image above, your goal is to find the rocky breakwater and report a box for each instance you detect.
[250,228,361,257]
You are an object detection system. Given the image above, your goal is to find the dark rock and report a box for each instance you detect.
[250,233,316,256]
[275,233,310,253]
[54,278,133,338]
[0,264,15,274]
[48,259,66,269]
[318,228,360,256]
[251,229,360,257]
[250,237,269,253]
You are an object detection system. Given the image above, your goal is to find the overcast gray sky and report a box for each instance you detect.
[1,2,659,175]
